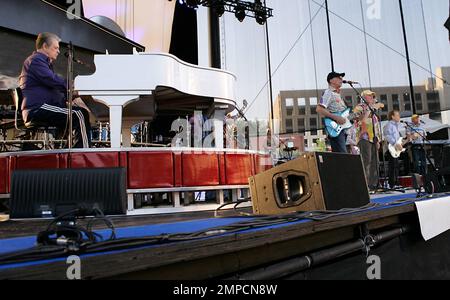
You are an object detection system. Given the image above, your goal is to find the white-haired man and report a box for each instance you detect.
[19,32,90,148]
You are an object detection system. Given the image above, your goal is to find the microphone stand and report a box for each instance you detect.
[66,42,75,149]
[348,83,404,194]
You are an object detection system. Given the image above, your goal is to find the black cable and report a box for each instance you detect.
[36,208,116,249]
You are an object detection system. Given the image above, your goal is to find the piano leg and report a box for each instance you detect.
[100,95,139,148]
[109,105,123,148]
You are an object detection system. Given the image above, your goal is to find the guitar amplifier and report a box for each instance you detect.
[249,152,370,215]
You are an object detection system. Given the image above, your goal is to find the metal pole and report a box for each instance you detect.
[399,0,417,114]
[67,43,74,149]
[325,0,335,71]
[264,0,275,132]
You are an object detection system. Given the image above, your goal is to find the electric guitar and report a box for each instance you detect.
[324,108,355,138]
[388,137,411,158]
[324,103,385,138]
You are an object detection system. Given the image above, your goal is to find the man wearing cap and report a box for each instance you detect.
[407,115,427,175]
[316,72,348,153]
[353,90,382,190]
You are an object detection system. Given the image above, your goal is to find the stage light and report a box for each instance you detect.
[254,0,267,25]
[214,1,225,17]
[445,15,450,40]
[168,0,273,25]
[255,13,267,25]
[235,5,246,22]
[185,0,200,9]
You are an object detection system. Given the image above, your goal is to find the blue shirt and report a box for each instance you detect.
[383,121,401,146]
[19,52,67,122]
[406,123,427,144]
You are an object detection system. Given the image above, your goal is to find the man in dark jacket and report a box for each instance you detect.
[19,32,90,148]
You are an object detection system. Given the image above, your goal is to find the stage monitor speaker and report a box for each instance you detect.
[10,168,127,219]
[442,146,450,169]
[249,152,370,215]
[425,167,450,193]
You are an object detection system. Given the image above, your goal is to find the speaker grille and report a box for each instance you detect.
[10,168,127,218]
[315,152,370,210]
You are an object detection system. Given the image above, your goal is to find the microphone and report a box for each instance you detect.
[343,80,359,85]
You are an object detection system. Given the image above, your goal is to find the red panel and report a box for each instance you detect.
[119,152,128,169]
[219,154,227,185]
[58,154,69,169]
[15,154,60,170]
[8,156,16,193]
[174,153,183,187]
[0,157,8,194]
[225,154,253,185]
[70,152,120,169]
[250,154,257,176]
[182,153,220,187]
[254,154,273,174]
[127,152,174,189]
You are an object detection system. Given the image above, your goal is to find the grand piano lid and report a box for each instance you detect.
[76,52,238,103]
[0,0,144,54]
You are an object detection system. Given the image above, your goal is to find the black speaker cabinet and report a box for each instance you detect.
[249,152,370,215]
[425,167,450,193]
[10,168,127,219]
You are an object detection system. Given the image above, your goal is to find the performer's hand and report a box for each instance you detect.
[376,142,381,151]
[334,116,347,125]
[72,90,79,98]
[395,144,403,151]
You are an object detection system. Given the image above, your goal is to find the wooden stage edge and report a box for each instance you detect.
[0,200,419,280]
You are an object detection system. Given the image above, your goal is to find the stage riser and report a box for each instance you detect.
[0,150,271,195]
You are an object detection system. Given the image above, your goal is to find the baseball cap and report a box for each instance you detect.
[361,90,377,98]
[327,71,345,83]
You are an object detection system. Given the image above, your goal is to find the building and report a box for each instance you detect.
[274,67,450,150]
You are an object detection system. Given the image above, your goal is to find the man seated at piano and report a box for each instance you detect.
[19,32,90,148]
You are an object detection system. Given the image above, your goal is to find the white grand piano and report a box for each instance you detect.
[75,51,237,148]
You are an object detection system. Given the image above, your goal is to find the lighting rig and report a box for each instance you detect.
[168,0,273,25]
